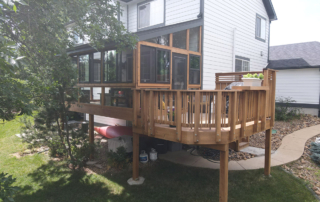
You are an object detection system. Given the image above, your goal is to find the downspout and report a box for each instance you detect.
[232,28,237,72]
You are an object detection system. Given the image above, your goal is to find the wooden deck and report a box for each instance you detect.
[69,69,277,202]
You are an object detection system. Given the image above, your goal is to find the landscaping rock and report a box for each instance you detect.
[250,114,320,151]
[282,134,320,196]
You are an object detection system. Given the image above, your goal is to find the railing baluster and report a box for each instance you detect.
[194,91,200,143]
[133,89,138,127]
[149,91,155,136]
[144,91,149,133]
[176,91,182,141]
[169,92,173,124]
[270,71,276,127]
[261,90,267,130]
[140,90,145,127]
[230,91,237,141]
[215,92,222,142]
[241,91,248,138]
[254,91,260,132]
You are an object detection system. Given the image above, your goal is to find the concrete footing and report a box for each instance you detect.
[127,177,145,185]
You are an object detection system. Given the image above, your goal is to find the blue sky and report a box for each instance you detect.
[270,0,320,46]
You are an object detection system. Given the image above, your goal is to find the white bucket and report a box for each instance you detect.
[150,148,157,161]
[139,150,148,163]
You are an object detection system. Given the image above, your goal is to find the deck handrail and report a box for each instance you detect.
[133,69,276,144]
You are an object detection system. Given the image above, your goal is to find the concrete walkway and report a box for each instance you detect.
[159,125,320,170]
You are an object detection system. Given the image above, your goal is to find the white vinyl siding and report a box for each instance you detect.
[166,0,200,26]
[202,0,269,89]
[276,69,320,105]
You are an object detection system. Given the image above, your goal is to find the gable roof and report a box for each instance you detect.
[268,41,320,70]
[262,0,277,21]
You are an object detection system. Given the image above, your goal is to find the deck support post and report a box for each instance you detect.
[89,114,94,159]
[128,133,145,185]
[132,133,139,180]
[264,129,272,176]
[219,144,229,202]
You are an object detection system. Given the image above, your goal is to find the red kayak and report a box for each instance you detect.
[94,126,133,139]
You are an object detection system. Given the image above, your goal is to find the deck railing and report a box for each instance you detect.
[133,69,276,144]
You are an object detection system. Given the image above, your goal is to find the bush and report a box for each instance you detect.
[0,173,19,202]
[310,142,320,163]
[107,146,130,170]
[275,97,301,121]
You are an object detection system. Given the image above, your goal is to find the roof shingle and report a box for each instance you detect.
[268,41,320,69]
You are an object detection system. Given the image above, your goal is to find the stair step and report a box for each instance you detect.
[238,142,250,150]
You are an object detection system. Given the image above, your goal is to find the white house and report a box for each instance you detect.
[68,0,278,126]
[268,41,320,116]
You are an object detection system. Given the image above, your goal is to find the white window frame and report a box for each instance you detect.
[255,14,266,42]
[137,0,164,31]
[235,58,250,72]
[138,2,151,29]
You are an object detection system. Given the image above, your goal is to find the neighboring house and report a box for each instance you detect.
[267,41,320,116]
[67,0,277,126]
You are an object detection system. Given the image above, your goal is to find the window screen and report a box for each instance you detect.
[173,30,187,49]
[156,49,170,83]
[189,27,200,52]
[145,35,169,46]
[93,52,101,83]
[104,50,117,82]
[140,46,156,83]
[140,45,170,83]
[79,54,89,82]
[189,55,200,84]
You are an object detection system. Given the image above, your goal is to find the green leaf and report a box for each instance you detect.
[13,4,17,12]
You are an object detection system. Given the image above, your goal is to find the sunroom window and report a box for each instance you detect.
[145,35,169,46]
[79,54,89,82]
[189,55,200,84]
[103,49,133,83]
[138,0,164,30]
[140,45,170,83]
[93,52,101,83]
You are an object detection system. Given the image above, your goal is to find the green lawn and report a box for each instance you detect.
[0,116,317,202]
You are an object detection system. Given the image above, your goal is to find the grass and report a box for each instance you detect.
[0,115,318,202]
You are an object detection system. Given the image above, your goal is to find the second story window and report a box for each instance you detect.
[235,57,250,72]
[138,0,164,30]
[255,14,266,42]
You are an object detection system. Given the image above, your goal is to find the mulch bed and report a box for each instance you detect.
[282,134,320,196]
